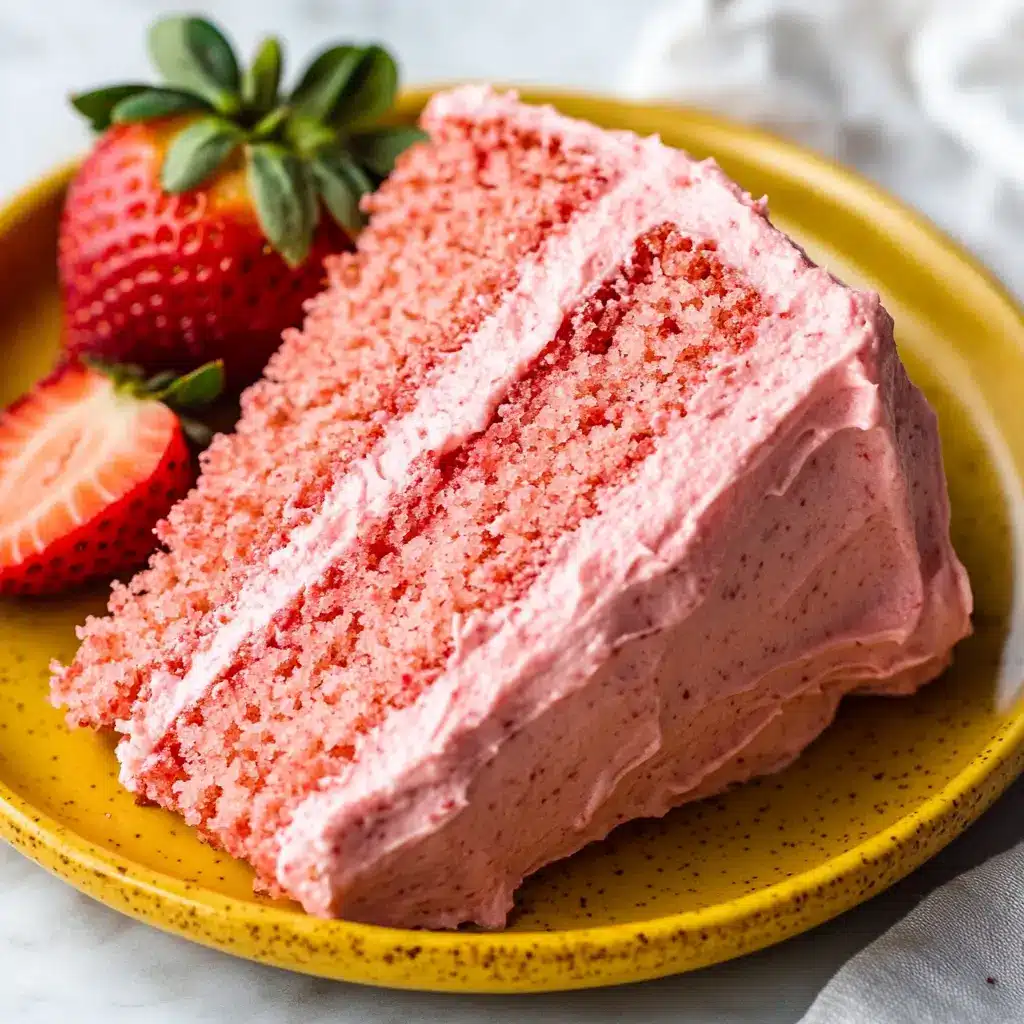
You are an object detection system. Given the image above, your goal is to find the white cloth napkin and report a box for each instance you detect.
[620,0,1024,297]
[800,842,1024,1023]
[620,3,1024,1020]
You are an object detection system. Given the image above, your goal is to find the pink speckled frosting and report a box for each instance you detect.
[268,89,971,925]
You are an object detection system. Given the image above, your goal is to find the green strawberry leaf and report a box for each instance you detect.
[312,163,360,236]
[300,158,320,242]
[148,16,241,114]
[242,36,283,112]
[251,105,291,141]
[331,45,398,128]
[112,88,209,124]
[284,114,337,156]
[144,370,179,391]
[291,45,359,105]
[179,416,215,448]
[157,359,225,409]
[85,357,146,387]
[161,117,242,193]
[312,150,373,237]
[70,84,148,131]
[246,143,317,267]
[348,126,426,177]
[325,149,375,195]
[291,45,362,123]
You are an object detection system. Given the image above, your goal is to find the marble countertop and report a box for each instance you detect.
[1,1,1021,1021]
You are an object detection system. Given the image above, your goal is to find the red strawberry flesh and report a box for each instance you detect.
[0,366,192,595]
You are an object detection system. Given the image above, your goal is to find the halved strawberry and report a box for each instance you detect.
[0,360,223,595]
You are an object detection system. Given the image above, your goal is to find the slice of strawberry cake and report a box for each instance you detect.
[52,86,972,928]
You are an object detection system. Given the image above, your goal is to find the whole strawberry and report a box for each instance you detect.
[63,17,424,384]
[0,360,224,596]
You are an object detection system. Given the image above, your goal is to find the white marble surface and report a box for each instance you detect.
[1,1,1022,1021]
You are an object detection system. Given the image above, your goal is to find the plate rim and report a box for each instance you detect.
[2,87,1023,993]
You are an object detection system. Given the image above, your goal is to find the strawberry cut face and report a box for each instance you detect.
[0,366,193,595]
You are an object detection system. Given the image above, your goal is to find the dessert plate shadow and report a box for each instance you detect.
[1,89,1023,993]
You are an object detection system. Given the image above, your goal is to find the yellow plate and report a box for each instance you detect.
[1,89,1023,993]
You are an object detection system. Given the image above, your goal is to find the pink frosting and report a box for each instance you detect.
[271,91,971,925]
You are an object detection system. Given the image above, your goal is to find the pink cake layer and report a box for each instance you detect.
[52,87,972,927]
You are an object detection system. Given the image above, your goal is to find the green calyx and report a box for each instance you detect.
[70,17,425,266]
[90,359,225,446]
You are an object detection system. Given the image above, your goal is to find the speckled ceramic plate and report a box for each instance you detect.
[1,89,1023,993]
